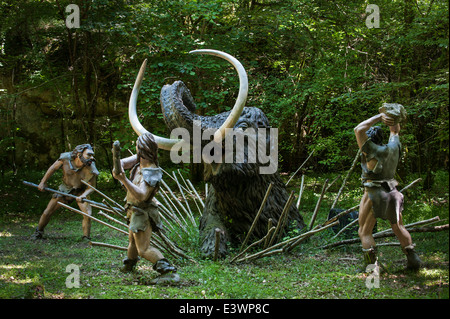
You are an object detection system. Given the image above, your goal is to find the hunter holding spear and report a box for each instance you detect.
[31,144,98,240]
[354,103,422,271]
[112,132,179,284]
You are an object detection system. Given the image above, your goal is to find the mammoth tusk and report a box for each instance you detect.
[189,49,248,143]
[128,59,182,150]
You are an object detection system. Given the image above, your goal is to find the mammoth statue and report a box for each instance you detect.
[128,49,306,258]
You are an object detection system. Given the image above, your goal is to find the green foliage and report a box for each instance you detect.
[0,0,448,179]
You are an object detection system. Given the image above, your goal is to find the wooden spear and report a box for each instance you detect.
[102,199,127,220]
[98,211,129,229]
[58,202,128,235]
[80,180,125,211]
[89,241,127,251]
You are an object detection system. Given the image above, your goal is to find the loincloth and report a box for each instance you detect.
[364,180,403,224]
[125,202,162,233]
[52,183,85,203]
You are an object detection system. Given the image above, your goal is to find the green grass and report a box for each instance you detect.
[0,170,448,299]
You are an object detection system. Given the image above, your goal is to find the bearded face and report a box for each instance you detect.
[78,149,95,166]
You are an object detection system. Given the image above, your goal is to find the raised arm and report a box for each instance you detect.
[354,113,395,149]
[112,154,155,202]
[354,114,382,149]
[120,154,139,170]
[389,123,400,137]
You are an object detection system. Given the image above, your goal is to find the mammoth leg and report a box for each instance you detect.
[199,186,229,258]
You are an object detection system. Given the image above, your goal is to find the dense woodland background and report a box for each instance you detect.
[1,0,448,186]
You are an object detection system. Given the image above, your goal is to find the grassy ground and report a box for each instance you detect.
[0,169,448,300]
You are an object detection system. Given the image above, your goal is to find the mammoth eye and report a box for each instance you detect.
[237,122,249,130]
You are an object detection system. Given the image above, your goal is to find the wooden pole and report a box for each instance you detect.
[268,190,295,247]
[89,241,127,251]
[308,179,329,230]
[235,221,339,262]
[187,178,205,208]
[59,202,128,235]
[160,180,190,227]
[172,171,196,227]
[286,150,314,186]
[177,170,203,216]
[231,227,276,263]
[102,199,127,220]
[98,211,129,229]
[332,217,359,239]
[285,220,339,252]
[399,178,422,193]
[157,231,197,263]
[264,218,273,249]
[321,219,447,249]
[276,190,295,242]
[296,174,305,209]
[80,179,125,211]
[239,183,273,252]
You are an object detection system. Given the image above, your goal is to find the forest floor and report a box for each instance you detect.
[0,169,448,303]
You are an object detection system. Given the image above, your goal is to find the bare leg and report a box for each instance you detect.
[391,213,422,269]
[127,230,139,260]
[358,192,377,249]
[390,213,412,248]
[120,230,140,272]
[37,197,64,231]
[77,201,92,238]
[133,226,164,263]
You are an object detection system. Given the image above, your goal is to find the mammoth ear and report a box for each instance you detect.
[128,59,182,150]
[190,49,248,144]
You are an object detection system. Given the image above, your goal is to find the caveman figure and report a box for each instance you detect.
[112,132,179,284]
[31,144,98,240]
[354,103,422,271]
